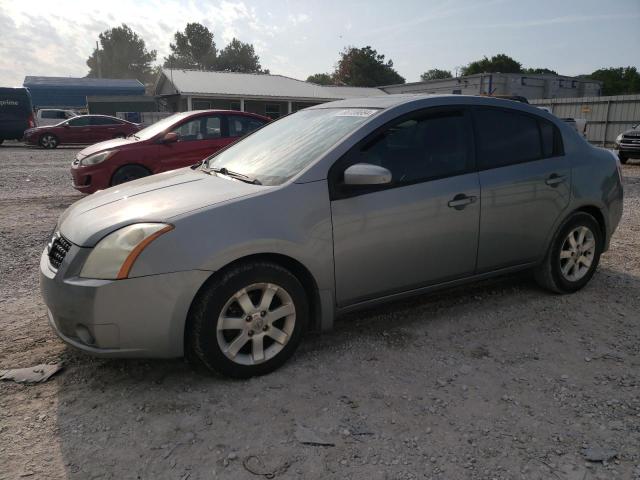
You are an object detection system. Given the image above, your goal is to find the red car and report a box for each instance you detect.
[24,115,141,149]
[70,110,270,193]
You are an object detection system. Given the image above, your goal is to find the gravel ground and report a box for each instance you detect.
[1,143,639,480]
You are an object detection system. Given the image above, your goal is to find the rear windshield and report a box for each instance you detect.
[204,108,378,185]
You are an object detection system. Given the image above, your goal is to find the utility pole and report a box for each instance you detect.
[96,41,102,78]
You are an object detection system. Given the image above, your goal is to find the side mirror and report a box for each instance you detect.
[343,163,392,186]
[161,132,179,144]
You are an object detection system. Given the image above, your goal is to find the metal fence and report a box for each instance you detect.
[530,94,640,147]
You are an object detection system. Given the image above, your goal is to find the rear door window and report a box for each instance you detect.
[474,109,541,169]
[228,115,267,138]
[90,117,121,125]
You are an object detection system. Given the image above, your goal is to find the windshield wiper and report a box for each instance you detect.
[205,166,262,185]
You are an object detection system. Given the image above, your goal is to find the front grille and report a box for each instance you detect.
[48,235,72,269]
[622,134,640,140]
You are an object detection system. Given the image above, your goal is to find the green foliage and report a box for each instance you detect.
[306,73,335,85]
[164,23,217,70]
[86,24,157,83]
[216,38,266,74]
[523,67,558,75]
[588,67,640,95]
[420,69,453,81]
[460,53,522,76]
[333,46,405,87]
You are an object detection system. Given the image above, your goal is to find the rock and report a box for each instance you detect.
[582,446,618,462]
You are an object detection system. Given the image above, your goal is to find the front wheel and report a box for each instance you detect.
[39,134,58,149]
[618,152,628,164]
[187,262,308,378]
[534,212,603,293]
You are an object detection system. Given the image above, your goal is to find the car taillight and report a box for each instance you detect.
[28,113,35,128]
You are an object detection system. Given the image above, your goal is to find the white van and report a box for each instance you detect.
[36,109,77,126]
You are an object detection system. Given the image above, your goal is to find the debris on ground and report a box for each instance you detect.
[0,363,62,384]
[294,424,335,447]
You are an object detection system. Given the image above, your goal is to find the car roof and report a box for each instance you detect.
[308,94,545,115]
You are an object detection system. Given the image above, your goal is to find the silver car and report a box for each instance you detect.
[40,95,624,378]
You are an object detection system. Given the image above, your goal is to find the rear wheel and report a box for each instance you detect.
[187,261,308,378]
[110,164,151,186]
[39,134,58,149]
[534,212,603,293]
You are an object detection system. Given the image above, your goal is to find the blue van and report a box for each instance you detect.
[0,87,35,144]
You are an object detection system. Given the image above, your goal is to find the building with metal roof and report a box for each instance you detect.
[23,76,145,110]
[381,73,602,100]
[154,68,386,118]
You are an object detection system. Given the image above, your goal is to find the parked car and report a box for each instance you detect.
[41,95,623,378]
[562,117,587,138]
[69,110,270,193]
[0,87,35,144]
[36,108,77,126]
[23,115,140,149]
[615,124,640,163]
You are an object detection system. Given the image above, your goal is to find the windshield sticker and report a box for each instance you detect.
[334,109,378,117]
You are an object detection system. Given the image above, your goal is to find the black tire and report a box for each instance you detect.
[534,212,603,293]
[618,152,628,164]
[110,164,151,186]
[39,133,58,149]
[187,261,308,378]
[0,139,4,145]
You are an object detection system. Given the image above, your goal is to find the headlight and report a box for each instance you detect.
[79,150,115,166]
[80,223,173,279]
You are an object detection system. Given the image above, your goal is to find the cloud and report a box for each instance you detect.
[0,0,286,85]
[288,13,311,25]
[471,12,640,29]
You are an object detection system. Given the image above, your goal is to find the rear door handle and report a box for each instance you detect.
[545,173,566,186]
[448,194,477,210]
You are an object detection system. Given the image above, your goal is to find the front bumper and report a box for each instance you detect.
[70,163,108,194]
[40,245,211,358]
[616,141,640,158]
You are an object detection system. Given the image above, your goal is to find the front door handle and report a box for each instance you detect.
[448,194,477,210]
[545,173,566,187]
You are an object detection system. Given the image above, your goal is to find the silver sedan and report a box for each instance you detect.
[40,95,623,377]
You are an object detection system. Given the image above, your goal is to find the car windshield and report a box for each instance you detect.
[204,108,378,185]
[132,113,191,140]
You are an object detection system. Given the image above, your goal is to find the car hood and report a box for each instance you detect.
[77,137,139,159]
[621,128,640,137]
[58,167,265,247]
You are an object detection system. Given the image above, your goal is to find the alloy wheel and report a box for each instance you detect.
[559,226,596,282]
[41,134,57,148]
[216,283,296,366]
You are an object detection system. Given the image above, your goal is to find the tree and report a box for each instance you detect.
[523,67,558,75]
[588,67,640,96]
[420,69,452,81]
[333,46,404,87]
[460,53,522,76]
[164,23,217,70]
[216,38,266,73]
[306,73,334,85]
[87,24,157,82]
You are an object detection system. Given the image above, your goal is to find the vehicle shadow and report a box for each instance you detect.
[53,265,639,479]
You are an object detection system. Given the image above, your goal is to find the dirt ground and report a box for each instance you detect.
[1,143,639,480]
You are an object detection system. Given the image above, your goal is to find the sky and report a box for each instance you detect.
[0,0,639,87]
